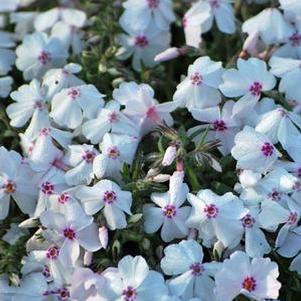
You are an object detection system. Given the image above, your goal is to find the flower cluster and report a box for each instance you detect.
[1,0,301,301]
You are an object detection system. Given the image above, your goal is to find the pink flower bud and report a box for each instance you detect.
[152,174,171,183]
[84,251,93,266]
[154,47,181,63]
[243,31,260,56]
[162,145,177,166]
[99,226,108,249]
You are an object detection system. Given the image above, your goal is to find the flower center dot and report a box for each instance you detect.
[63,227,76,240]
[290,32,301,47]
[249,81,262,96]
[107,146,120,159]
[210,0,220,8]
[108,111,119,123]
[241,214,255,228]
[122,286,137,301]
[261,142,274,157]
[163,204,177,218]
[190,72,203,85]
[190,262,204,276]
[68,88,81,100]
[38,50,51,65]
[204,204,218,218]
[147,0,159,9]
[213,120,227,131]
[287,212,298,225]
[82,150,96,163]
[41,181,54,195]
[242,276,256,292]
[3,180,16,194]
[103,190,117,204]
[58,193,69,204]
[135,35,149,48]
[46,246,60,260]
[268,188,281,201]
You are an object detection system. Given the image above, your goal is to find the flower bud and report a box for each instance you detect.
[152,174,171,183]
[154,47,180,63]
[162,145,177,166]
[84,251,93,266]
[99,226,108,249]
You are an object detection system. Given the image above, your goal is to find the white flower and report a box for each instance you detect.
[42,63,85,100]
[16,32,68,80]
[0,76,13,98]
[50,84,105,129]
[186,189,247,248]
[160,240,218,301]
[143,171,191,242]
[162,145,177,166]
[102,255,167,300]
[220,58,276,117]
[117,20,171,71]
[76,179,132,230]
[120,0,175,31]
[190,101,241,155]
[7,79,49,138]
[40,202,101,267]
[0,147,37,220]
[269,56,301,105]
[182,1,210,48]
[34,7,86,32]
[10,12,37,38]
[231,126,281,173]
[64,144,99,186]
[93,133,138,181]
[242,8,294,45]
[173,56,223,111]
[113,82,175,135]
[51,21,85,55]
[82,100,138,144]
[215,251,281,301]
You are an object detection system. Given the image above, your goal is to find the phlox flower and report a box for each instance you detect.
[173,56,223,111]
[50,84,105,129]
[93,133,138,181]
[0,147,37,220]
[219,58,276,117]
[117,20,171,71]
[160,239,218,301]
[231,126,281,173]
[120,0,175,31]
[186,189,247,248]
[64,144,99,186]
[143,171,191,242]
[215,251,281,301]
[113,82,174,135]
[40,202,101,267]
[101,255,168,300]
[16,32,68,80]
[76,179,132,230]
[10,12,37,38]
[82,100,138,144]
[189,101,241,155]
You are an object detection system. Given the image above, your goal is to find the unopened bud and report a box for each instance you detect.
[99,226,109,249]
[84,251,93,266]
[162,145,177,166]
[243,31,260,56]
[154,47,181,63]
[152,174,171,183]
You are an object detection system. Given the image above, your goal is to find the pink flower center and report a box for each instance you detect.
[39,127,51,136]
[107,146,120,159]
[58,193,70,204]
[210,0,220,8]
[190,72,203,85]
[287,212,298,225]
[290,32,301,47]
[135,35,149,48]
[42,265,51,278]
[204,204,218,219]
[241,214,255,228]
[278,108,288,117]
[68,88,81,100]
[38,50,51,65]
[163,204,177,218]
[268,188,282,201]
[242,276,256,292]
[46,246,60,260]
[82,150,96,163]
[122,286,137,301]
[103,190,117,204]
[190,262,204,276]
[63,227,76,240]
[147,0,159,9]
[249,81,262,96]
[146,106,160,123]
[108,111,119,123]
[34,101,45,110]
[261,142,274,157]
[3,180,16,194]
[57,288,70,301]
[213,120,227,131]
[41,181,54,195]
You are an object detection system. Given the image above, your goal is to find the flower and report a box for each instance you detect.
[220,58,276,117]
[186,189,247,248]
[120,0,175,31]
[160,240,218,301]
[50,84,105,129]
[7,79,49,139]
[82,100,138,144]
[117,20,171,71]
[0,76,13,98]
[242,8,294,45]
[231,126,281,173]
[64,144,99,186]
[0,147,37,220]
[76,179,133,230]
[173,56,223,111]
[102,255,168,300]
[93,133,139,181]
[215,251,281,301]
[40,202,101,267]
[143,171,191,242]
[16,32,68,80]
